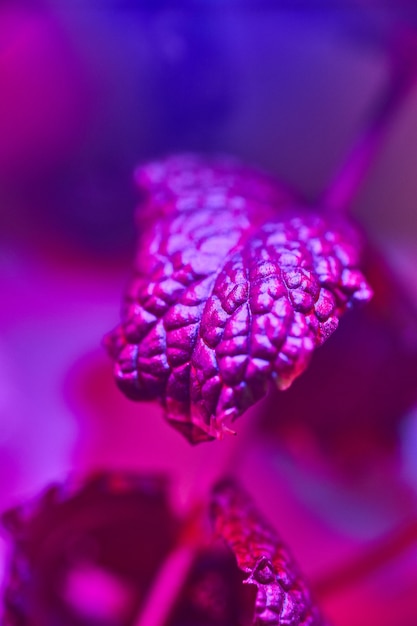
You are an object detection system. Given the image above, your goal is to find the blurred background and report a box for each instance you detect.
[1,2,417,625]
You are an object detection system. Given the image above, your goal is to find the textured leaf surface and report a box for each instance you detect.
[210,479,327,626]
[105,154,372,443]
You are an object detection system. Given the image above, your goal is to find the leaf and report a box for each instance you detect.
[1,473,179,626]
[104,154,372,444]
[210,479,327,626]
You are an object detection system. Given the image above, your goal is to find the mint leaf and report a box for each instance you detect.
[105,155,372,444]
[211,479,327,626]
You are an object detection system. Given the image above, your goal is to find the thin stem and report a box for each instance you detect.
[312,517,417,598]
[132,504,208,626]
[321,35,417,216]
[131,407,261,626]
[133,544,196,626]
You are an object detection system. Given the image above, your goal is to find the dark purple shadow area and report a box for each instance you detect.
[1,474,179,626]
[259,247,417,475]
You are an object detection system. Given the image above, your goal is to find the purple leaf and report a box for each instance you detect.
[1,473,179,626]
[210,479,327,626]
[104,154,372,444]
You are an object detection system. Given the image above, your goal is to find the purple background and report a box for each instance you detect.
[1,3,417,625]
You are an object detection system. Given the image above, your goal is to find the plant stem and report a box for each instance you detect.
[312,517,417,598]
[132,503,208,626]
[133,544,196,626]
[133,32,417,626]
[321,36,417,216]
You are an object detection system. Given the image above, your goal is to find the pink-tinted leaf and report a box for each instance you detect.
[1,473,179,626]
[210,479,327,626]
[104,154,372,444]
